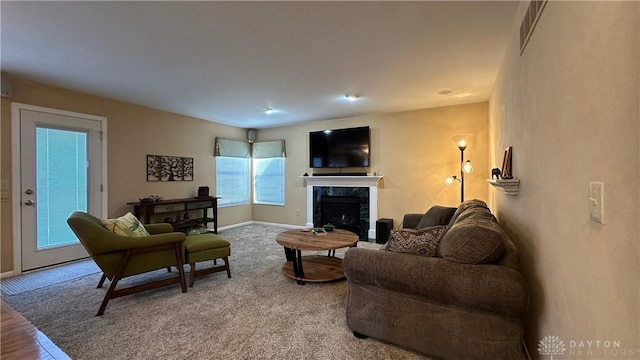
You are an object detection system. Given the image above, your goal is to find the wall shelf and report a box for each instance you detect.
[487,179,520,196]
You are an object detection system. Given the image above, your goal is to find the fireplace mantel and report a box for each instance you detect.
[301,175,382,239]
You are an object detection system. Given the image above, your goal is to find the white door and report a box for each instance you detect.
[14,104,106,271]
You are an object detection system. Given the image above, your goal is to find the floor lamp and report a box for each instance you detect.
[445,134,474,203]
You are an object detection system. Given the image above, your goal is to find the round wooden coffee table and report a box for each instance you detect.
[276,228,359,285]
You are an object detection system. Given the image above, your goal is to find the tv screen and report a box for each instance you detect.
[309,126,370,168]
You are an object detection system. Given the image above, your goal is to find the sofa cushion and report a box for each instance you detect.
[455,206,496,223]
[438,217,505,264]
[102,212,150,237]
[447,199,489,227]
[383,226,447,257]
[416,206,457,229]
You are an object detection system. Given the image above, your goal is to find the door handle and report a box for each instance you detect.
[24,200,35,206]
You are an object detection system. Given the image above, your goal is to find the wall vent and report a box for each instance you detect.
[520,0,548,54]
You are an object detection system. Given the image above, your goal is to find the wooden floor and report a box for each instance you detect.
[1,299,70,360]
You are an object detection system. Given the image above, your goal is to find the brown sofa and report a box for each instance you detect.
[343,200,528,360]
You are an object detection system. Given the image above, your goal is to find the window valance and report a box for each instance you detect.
[252,140,286,158]
[214,137,286,158]
[214,137,250,158]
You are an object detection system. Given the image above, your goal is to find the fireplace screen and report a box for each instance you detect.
[313,186,369,240]
[321,196,360,233]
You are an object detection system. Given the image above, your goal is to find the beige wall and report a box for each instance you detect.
[0,77,252,273]
[254,102,489,228]
[489,1,639,356]
[1,77,489,274]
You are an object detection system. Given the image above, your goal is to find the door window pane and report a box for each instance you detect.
[36,127,87,248]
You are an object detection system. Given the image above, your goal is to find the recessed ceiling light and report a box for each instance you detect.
[438,89,452,95]
[344,94,360,102]
[264,108,275,115]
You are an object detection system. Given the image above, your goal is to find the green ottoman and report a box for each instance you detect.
[184,233,231,287]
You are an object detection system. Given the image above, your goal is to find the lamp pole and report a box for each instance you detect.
[459,145,466,203]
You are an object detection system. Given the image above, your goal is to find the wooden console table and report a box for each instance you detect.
[127,197,219,233]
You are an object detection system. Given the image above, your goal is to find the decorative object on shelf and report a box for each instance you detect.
[164,217,173,223]
[500,146,513,179]
[445,134,474,203]
[488,147,518,195]
[184,212,190,220]
[146,154,194,182]
[140,195,162,202]
[197,186,209,198]
[491,168,502,180]
[487,178,520,195]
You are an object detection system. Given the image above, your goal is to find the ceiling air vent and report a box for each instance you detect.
[520,0,548,54]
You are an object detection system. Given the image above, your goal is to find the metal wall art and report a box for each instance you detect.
[147,155,194,182]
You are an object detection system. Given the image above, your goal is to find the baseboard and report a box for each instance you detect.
[215,221,254,232]
[215,221,303,232]
[0,271,15,279]
[250,221,302,229]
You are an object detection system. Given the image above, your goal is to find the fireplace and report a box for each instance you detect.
[303,175,382,240]
[321,196,360,235]
[313,189,369,240]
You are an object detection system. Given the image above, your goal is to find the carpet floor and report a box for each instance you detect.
[2,224,433,360]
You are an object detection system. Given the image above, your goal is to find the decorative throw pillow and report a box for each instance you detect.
[102,212,150,237]
[416,206,457,229]
[382,226,447,257]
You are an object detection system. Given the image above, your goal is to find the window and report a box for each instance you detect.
[253,157,284,205]
[215,156,249,207]
[214,137,285,208]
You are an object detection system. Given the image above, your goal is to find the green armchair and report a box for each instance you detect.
[67,211,187,316]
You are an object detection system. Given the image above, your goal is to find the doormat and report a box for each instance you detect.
[1,259,100,296]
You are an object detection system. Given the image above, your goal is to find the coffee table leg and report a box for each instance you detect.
[285,247,306,285]
[284,247,295,261]
[295,249,305,285]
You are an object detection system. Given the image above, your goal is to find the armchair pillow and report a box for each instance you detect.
[382,226,447,257]
[102,212,150,237]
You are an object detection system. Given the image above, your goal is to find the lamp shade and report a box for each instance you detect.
[462,160,474,174]
[452,134,474,150]
[445,175,458,185]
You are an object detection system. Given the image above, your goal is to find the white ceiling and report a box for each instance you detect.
[1,1,519,129]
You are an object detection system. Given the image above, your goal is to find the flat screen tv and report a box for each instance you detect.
[309,126,370,168]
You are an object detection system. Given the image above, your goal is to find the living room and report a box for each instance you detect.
[1,1,638,359]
